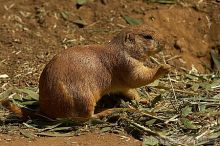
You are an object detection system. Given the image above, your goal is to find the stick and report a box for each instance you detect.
[161,52,179,113]
[127,119,183,145]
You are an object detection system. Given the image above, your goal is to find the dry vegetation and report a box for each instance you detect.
[1,61,220,145]
[0,0,220,145]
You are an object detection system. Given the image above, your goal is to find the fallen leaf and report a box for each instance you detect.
[145,119,157,126]
[180,118,198,130]
[181,105,192,117]
[16,88,39,100]
[76,0,87,5]
[100,127,111,133]
[211,49,220,73]
[123,16,143,25]
[20,130,35,139]
[142,136,159,146]
[36,132,73,137]
[73,19,87,27]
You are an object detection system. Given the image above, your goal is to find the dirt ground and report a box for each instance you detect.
[0,132,141,146]
[0,0,220,145]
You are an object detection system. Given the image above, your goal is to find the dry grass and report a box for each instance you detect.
[0,66,220,145]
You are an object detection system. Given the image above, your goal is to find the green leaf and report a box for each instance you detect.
[144,0,176,4]
[48,127,72,132]
[20,130,35,139]
[199,82,212,91]
[208,130,220,139]
[199,104,206,112]
[191,83,200,91]
[145,119,157,126]
[180,118,198,130]
[36,132,73,137]
[210,79,220,89]
[38,123,62,132]
[211,49,220,73]
[100,127,111,133]
[89,119,105,125]
[19,100,38,106]
[213,93,220,99]
[73,19,87,26]
[123,16,143,25]
[181,105,192,117]
[142,136,159,146]
[16,88,39,100]
[76,0,87,5]
[60,11,68,20]
[0,88,13,100]
[185,74,198,80]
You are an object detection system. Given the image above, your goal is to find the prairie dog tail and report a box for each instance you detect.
[1,99,35,120]
[93,108,137,119]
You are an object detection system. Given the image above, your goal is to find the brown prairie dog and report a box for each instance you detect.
[2,25,171,120]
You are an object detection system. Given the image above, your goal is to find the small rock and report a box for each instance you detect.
[0,74,9,79]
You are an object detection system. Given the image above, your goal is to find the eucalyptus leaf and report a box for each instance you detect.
[100,127,111,133]
[89,119,105,125]
[16,88,39,100]
[199,82,212,91]
[180,118,198,130]
[0,87,14,100]
[185,74,198,80]
[60,11,68,20]
[48,126,72,132]
[20,101,38,106]
[181,105,192,117]
[76,0,87,5]
[211,49,220,73]
[213,93,220,99]
[123,16,143,25]
[191,83,200,91]
[210,79,220,89]
[36,132,73,137]
[20,130,35,139]
[73,19,87,27]
[199,104,206,112]
[144,0,176,4]
[145,119,157,126]
[142,136,159,146]
[206,131,220,139]
[38,123,62,132]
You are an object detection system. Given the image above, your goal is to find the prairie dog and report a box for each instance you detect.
[1,25,171,120]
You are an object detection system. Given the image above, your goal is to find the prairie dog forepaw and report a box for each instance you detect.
[158,64,171,75]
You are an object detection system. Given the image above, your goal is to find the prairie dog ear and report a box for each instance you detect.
[124,32,135,46]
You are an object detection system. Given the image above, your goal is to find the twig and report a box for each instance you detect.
[196,129,213,140]
[140,111,165,122]
[161,52,179,113]
[174,89,199,95]
[164,115,179,124]
[166,55,181,62]
[127,119,183,145]
[150,56,161,65]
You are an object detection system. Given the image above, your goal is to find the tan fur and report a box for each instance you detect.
[1,25,171,120]
[1,99,34,120]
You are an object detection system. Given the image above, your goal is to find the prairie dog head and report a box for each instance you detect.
[111,25,164,62]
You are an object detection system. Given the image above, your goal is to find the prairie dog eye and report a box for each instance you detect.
[143,35,153,40]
